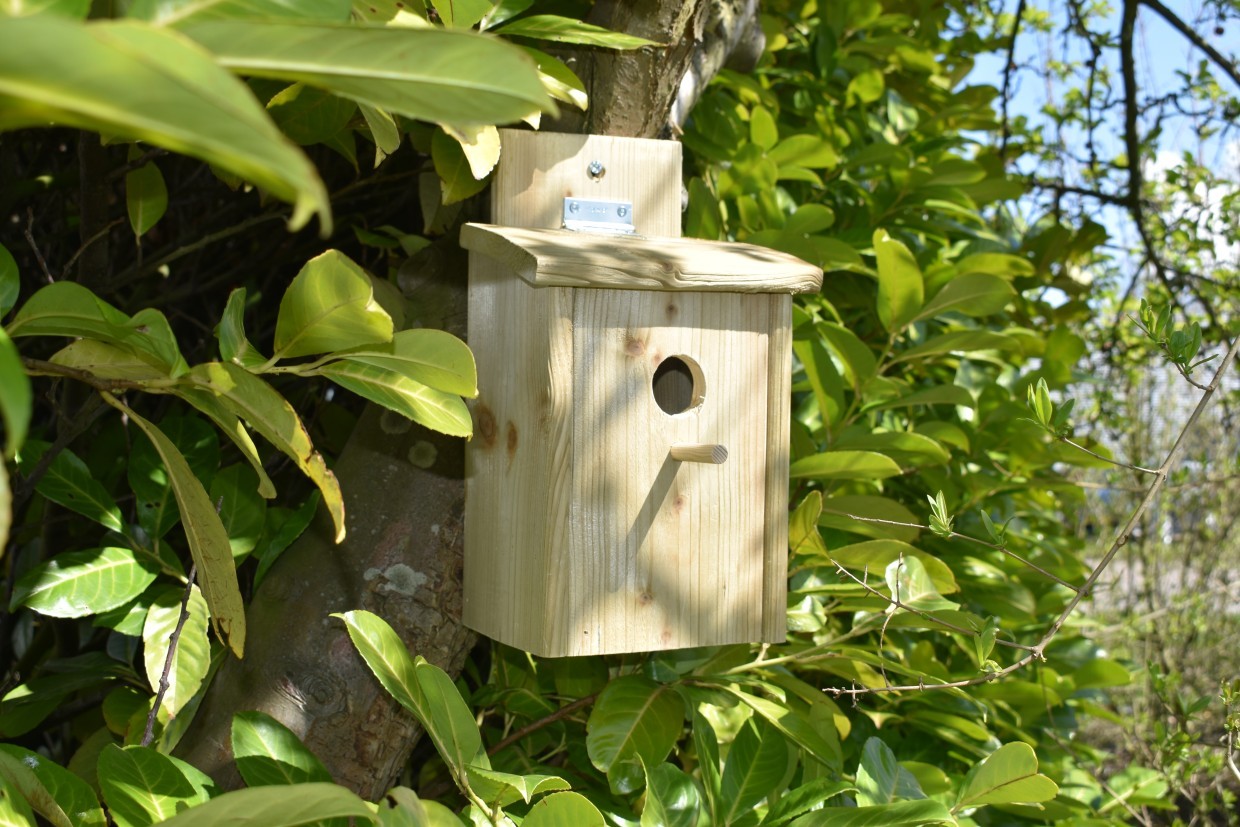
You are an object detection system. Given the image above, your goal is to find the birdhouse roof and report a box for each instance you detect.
[461,224,823,294]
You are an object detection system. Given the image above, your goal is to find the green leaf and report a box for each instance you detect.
[0,242,18,317]
[180,21,553,128]
[719,718,789,824]
[829,432,949,467]
[0,328,29,460]
[789,491,828,558]
[722,686,841,771]
[430,127,491,205]
[685,177,722,240]
[128,414,219,540]
[0,463,9,555]
[465,766,569,809]
[827,540,957,595]
[155,783,374,827]
[98,745,205,827]
[317,361,471,437]
[855,737,925,806]
[763,780,858,826]
[334,610,486,780]
[125,158,168,237]
[789,451,902,481]
[522,791,606,827]
[912,274,1015,322]
[15,443,123,534]
[0,772,36,825]
[216,288,267,369]
[358,102,401,156]
[846,67,885,105]
[110,398,245,657]
[267,82,356,146]
[586,676,683,786]
[183,362,344,541]
[885,556,958,613]
[0,745,104,827]
[0,0,90,18]
[128,0,351,26]
[869,384,974,411]
[788,799,954,826]
[818,322,876,390]
[872,229,924,332]
[428,0,489,28]
[692,710,721,824]
[893,330,1016,362]
[641,761,701,827]
[10,547,159,618]
[211,464,267,559]
[0,17,329,232]
[231,711,331,787]
[820,496,920,542]
[768,134,839,168]
[494,15,658,49]
[522,46,588,111]
[172,387,276,499]
[955,252,1033,280]
[7,282,185,374]
[48,339,170,383]
[338,329,476,397]
[142,584,210,717]
[252,493,318,587]
[273,250,393,360]
[1072,658,1132,690]
[953,742,1059,811]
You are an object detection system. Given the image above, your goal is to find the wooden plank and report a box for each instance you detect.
[761,294,792,643]
[460,224,823,294]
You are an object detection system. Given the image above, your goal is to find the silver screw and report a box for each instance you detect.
[587,160,605,180]
[568,201,580,213]
[617,206,628,218]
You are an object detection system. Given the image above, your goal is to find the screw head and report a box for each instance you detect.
[587,160,605,180]
[617,206,628,218]
[568,201,580,213]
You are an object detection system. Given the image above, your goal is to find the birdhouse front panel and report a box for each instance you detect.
[543,288,774,655]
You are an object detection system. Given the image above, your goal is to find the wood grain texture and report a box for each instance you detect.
[762,294,792,642]
[670,443,729,463]
[557,289,770,655]
[460,224,823,293]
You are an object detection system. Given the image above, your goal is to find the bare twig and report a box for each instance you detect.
[1060,436,1160,474]
[143,564,197,747]
[1138,0,1240,90]
[486,694,597,756]
[22,208,54,284]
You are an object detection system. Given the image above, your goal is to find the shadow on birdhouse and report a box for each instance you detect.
[461,130,822,657]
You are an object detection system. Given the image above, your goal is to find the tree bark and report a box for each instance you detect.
[177,0,762,798]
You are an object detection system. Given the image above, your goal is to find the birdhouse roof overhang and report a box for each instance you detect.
[461,223,824,294]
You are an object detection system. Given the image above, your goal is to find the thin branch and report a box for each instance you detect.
[1060,436,1160,474]
[143,564,196,747]
[819,508,1082,592]
[832,561,1036,650]
[1139,0,1240,90]
[61,218,126,281]
[827,330,1240,697]
[23,208,54,284]
[999,0,1028,157]
[22,357,175,394]
[486,694,596,756]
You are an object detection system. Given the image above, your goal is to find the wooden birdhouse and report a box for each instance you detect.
[461,130,822,657]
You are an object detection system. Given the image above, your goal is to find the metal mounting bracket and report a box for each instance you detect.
[562,197,635,235]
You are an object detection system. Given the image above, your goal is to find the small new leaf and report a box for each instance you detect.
[927,491,953,538]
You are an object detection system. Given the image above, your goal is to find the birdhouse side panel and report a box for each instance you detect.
[549,289,773,656]
[762,293,793,643]
[464,260,575,652]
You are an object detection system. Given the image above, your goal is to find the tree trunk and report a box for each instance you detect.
[177,0,763,798]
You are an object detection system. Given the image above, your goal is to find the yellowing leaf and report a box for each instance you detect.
[106,396,245,657]
[273,250,392,360]
[441,123,500,180]
[143,585,210,717]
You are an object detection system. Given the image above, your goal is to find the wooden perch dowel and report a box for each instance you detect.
[670,443,728,464]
